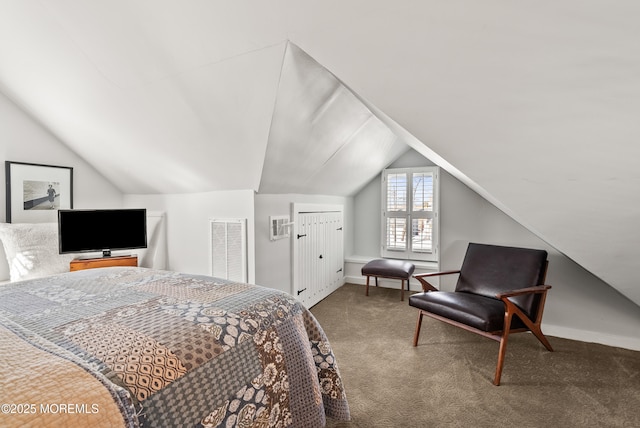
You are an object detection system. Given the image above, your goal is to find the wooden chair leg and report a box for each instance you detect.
[494,310,514,386]
[365,276,370,296]
[530,325,554,352]
[494,334,509,386]
[413,311,424,347]
[506,301,554,353]
[400,279,405,301]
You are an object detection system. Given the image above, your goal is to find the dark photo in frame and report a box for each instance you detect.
[5,161,73,223]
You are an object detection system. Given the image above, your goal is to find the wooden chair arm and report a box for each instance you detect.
[497,285,552,336]
[413,270,461,279]
[496,285,551,299]
[413,270,461,292]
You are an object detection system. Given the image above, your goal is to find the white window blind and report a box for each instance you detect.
[382,167,439,262]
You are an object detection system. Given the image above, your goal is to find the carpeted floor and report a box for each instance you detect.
[311,283,640,428]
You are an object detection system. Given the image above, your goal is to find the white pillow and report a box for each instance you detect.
[0,222,75,282]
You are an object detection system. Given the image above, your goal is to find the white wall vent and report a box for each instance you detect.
[210,218,247,282]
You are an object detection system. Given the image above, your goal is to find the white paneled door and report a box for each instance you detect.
[293,208,343,308]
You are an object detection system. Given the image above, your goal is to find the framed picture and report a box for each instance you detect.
[5,161,73,223]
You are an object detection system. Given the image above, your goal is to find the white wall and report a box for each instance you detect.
[4,84,638,350]
[353,149,640,351]
[125,191,353,296]
[0,92,124,214]
[124,190,255,282]
[0,91,124,280]
[254,193,354,295]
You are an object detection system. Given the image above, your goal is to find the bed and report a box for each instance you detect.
[0,266,350,427]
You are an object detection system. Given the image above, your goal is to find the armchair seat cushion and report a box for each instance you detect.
[408,291,526,332]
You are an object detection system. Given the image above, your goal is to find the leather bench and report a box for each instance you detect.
[362,259,416,301]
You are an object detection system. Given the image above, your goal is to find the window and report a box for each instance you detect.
[382,166,439,262]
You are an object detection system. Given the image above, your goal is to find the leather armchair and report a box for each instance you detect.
[409,243,553,385]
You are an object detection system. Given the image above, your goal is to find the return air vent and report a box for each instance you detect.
[210,218,247,282]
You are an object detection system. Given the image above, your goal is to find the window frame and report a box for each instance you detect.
[381,166,439,262]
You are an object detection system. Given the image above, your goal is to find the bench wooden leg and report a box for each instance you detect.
[365,274,411,301]
[364,275,378,296]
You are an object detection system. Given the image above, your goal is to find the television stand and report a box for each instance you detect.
[70,255,138,272]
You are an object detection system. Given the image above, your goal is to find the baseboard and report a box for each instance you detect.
[339,278,640,352]
[543,324,640,352]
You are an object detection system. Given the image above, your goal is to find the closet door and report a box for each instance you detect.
[294,208,343,308]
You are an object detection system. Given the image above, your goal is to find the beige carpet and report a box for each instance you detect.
[311,284,640,428]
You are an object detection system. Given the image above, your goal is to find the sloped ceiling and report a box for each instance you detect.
[1,1,639,307]
[259,43,408,195]
[0,0,287,194]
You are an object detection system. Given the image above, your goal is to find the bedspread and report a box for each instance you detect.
[0,267,350,427]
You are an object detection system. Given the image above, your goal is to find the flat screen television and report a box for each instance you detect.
[58,209,147,257]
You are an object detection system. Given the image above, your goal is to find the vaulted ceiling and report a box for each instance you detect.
[1,1,639,306]
[259,43,408,195]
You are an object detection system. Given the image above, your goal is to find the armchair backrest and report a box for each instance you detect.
[456,243,548,317]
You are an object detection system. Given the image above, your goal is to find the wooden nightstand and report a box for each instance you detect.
[70,255,138,272]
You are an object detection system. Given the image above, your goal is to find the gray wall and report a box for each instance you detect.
[0,91,124,280]
[3,85,638,350]
[353,149,640,350]
[254,193,354,295]
[124,190,256,281]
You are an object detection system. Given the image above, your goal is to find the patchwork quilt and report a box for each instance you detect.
[0,267,350,427]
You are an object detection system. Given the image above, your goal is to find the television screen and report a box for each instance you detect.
[58,209,147,256]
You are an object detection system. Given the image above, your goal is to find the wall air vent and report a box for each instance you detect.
[209,218,247,282]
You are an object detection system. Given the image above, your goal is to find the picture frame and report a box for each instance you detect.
[5,161,74,223]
